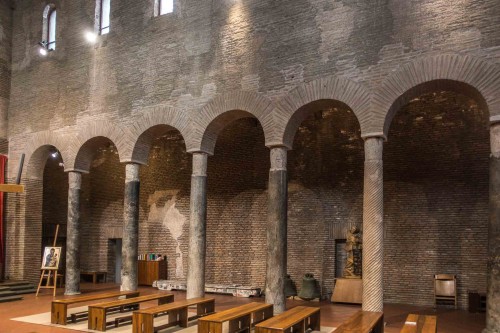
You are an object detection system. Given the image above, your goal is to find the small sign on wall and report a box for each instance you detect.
[41,246,61,270]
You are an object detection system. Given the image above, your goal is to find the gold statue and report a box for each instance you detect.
[343,226,362,278]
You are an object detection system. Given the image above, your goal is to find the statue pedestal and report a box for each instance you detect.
[331,278,362,304]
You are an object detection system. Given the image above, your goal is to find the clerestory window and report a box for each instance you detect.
[42,5,57,50]
[99,0,111,35]
[155,0,174,16]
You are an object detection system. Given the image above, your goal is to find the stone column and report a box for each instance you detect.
[362,137,384,312]
[187,153,208,299]
[65,171,82,295]
[265,147,288,314]
[121,163,140,291]
[485,123,500,333]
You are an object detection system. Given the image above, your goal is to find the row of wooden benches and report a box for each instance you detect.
[50,290,437,333]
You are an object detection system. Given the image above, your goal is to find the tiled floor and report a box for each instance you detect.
[0,283,486,333]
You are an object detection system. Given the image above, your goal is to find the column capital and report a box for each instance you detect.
[270,147,287,171]
[361,132,387,141]
[364,137,384,162]
[68,171,82,190]
[491,123,500,157]
[192,153,208,177]
[125,163,140,182]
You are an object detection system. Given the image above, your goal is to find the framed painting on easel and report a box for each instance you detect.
[41,247,61,270]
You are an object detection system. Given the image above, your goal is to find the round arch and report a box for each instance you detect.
[122,106,191,164]
[189,91,275,154]
[272,76,370,148]
[373,54,500,137]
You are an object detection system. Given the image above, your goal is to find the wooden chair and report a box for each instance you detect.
[434,274,457,309]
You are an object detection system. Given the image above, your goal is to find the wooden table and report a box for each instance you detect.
[401,314,437,333]
[81,271,107,284]
[255,306,320,333]
[333,311,384,333]
[198,302,273,333]
[133,297,215,333]
[51,290,140,325]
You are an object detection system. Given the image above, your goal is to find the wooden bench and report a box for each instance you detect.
[333,311,384,333]
[51,290,140,325]
[255,306,320,333]
[132,297,215,333]
[88,292,174,331]
[198,302,273,333]
[81,271,107,284]
[401,314,437,333]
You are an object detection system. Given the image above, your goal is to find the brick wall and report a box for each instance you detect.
[0,0,12,139]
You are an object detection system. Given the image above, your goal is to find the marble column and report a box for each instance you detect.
[65,171,82,295]
[121,163,140,291]
[187,153,208,299]
[265,147,288,314]
[362,137,384,312]
[484,123,500,333]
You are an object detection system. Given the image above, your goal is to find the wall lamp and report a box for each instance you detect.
[38,41,50,56]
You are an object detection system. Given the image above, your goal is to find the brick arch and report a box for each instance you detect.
[190,91,275,154]
[373,54,500,137]
[122,105,192,164]
[66,120,126,172]
[23,131,70,180]
[273,76,371,148]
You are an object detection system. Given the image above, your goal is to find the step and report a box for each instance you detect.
[0,281,31,287]
[13,288,37,295]
[0,290,16,297]
[0,295,23,303]
[9,285,36,291]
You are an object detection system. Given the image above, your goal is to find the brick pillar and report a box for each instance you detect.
[121,163,140,291]
[362,136,384,312]
[187,152,208,299]
[484,123,500,333]
[65,171,82,295]
[266,147,288,314]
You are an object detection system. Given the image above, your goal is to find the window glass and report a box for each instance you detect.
[48,10,56,50]
[101,0,110,34]
[160,0,173,15]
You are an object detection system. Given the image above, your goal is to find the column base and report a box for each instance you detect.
[64,291,81,296]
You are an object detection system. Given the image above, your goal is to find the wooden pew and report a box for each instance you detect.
[333,311,383,333]
[51,290,140,325]
[88,293,174,331]
[198,302,273,333]
[401,314,437,333]
[254,306,320,333]
[133,297,215,333]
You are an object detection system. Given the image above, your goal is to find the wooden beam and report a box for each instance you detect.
[0,184,25,193]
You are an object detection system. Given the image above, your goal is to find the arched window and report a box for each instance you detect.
[99,0,111,35]
[155,0,173,16]
[42,4,57,50]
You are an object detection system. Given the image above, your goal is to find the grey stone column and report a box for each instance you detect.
[121,163,140,291]
[187,153,208,299]
[265,147,288,314]
[485,124,500,333]
[65,171,82,295]
[362,137,384,312]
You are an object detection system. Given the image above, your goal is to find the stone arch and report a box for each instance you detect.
[373,54,500,137]
[190,91,275,154]
[66,120,126,172]
[273,76,370,148]
[122,105,191,164]
[23,131,69,180]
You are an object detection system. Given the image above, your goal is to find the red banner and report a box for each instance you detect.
[0,154,6,268]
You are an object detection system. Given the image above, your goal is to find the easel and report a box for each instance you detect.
[36,224,60,297]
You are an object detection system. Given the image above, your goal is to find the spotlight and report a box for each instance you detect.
[38,41,48,56]
[51,151,58,158]
[85,31,97,43]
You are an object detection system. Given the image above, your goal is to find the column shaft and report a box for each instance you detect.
[485,124,500,333]
[266,147,288,314]
[121,163,140,291]
[65,171,82,295]
[187,153,208,299]
[362,137,384,312]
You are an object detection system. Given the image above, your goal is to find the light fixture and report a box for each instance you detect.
[51,151,59,158]
[38,41,48,56]
[85,31,97,44]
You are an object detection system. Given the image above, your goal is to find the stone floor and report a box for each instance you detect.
[0,282,486,333]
